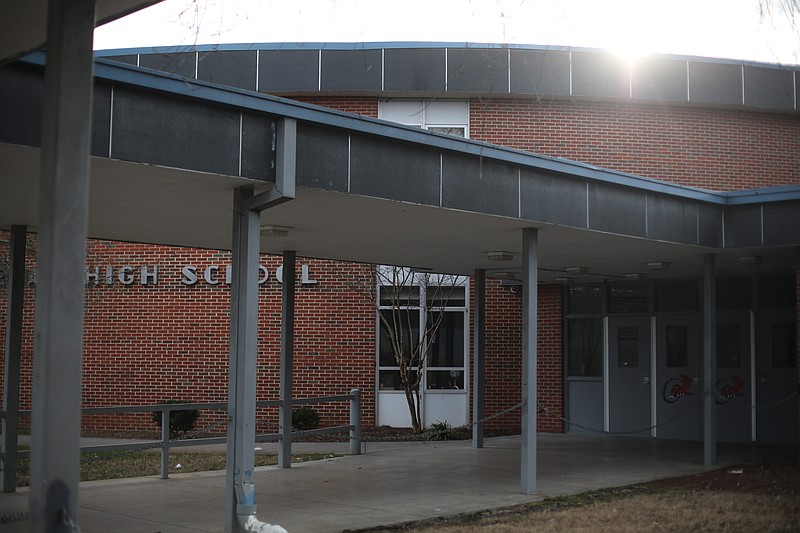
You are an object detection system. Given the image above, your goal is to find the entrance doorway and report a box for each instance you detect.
[608,316,651,437]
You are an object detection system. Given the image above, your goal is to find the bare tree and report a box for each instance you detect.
[348,265,466,433]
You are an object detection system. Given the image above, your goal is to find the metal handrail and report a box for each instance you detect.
[0,390,362,484]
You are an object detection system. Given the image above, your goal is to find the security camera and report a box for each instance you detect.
[509,285,520,294]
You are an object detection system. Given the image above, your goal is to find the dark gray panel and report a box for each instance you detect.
[111,86,240,176]
[258,50,319,92]
[646,194,697,244]
[446,48,509,93]
[724,204,762,248]
[384,48,445,92]
[698,204,723,248]
[631,58,687,102]
[744,66,794,110]
[509,49,570,96]
[520,169,587,228]
[441,154,518,217]
[103,54,138,65]
[320,50,381,91]
[688,62,742,106]
[0,62,43,148]
[296,124,349,192]
[139,52,196,79]
[763,201,800,246]
[571,52,629,99]
[240,113,276,182]
[197,50,257,90]
[588,183,646,237]
[91,81,111,158]
[349,135,440,205]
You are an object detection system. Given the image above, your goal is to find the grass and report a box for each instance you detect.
[351,463,800,532]
[13,451,339,487]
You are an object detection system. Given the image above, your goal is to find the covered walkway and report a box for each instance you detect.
[0,434,788,532]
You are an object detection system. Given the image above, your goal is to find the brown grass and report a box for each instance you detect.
[352,462,800,533]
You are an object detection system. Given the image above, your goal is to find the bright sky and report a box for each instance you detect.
[94,0,800,65]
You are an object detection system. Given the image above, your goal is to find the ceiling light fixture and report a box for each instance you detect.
[645,261,671,271]
[624,272,647,280]
[738,255,763,265]
[260,225,290,238]
[491,271,518,280]
[554,276,574,284]
[486,251,514,262]
[565,266,590,275]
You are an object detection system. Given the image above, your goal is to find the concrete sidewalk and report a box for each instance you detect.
[0,434,787,532]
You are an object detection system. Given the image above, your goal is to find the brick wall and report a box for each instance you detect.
[478,280,562,433]
[0,236,376,435]
[469,99,800,191]
[2,94,797,437]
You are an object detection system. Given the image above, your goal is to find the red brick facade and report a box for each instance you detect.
[1,92,797,438]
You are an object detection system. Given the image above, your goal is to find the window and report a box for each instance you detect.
[567,285,603,315]
[568,318,603,376]
[608,284,648,314]
[376,269,469,393]
[618,327,639,367]
[379,100,469,138]
[665,325,688,367]
[655,281,699,313]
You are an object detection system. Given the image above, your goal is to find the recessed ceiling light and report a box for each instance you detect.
[738,255,763,265]
[645,261,671,271]
[260,225,290,238]
[624,273,647,280]
[554,276,574,284]
[565,266,589,274]
[491,271,518,279]
[486,251,514,262]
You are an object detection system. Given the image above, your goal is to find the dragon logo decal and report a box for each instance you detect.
[715,375,744,404]
[662,374,694,403]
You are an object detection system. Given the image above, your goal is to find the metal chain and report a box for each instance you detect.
[718,388,800,411]
[537,396,701,437]
[0,510,28,525]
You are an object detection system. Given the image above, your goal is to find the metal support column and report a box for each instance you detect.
[225,186,262,532]
[2,225,26,493]
[29,0,95,529]
[278,250,296,468]
[703,253,717,467]
[520,228,538,494]
[472,268,486,448]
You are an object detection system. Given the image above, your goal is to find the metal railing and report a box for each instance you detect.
[0,389,361,483]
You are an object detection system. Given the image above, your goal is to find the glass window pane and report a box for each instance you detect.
[426,370,465,390]
[428,285,466,307]
[717,278,752,310]
[618,327,639,367]
[568,318,603,376]
[427,126,465,137]
[655,281,699,312]
[717,323,742,368]
[378,370,418,391]
[608,284,648,314]
[665,325,688,367]
[379,309,420,366]
[567,285,603,315]
[772,323,797,368]
[427,311,465,367]
[758,275,796,309]
[379,285,421,306]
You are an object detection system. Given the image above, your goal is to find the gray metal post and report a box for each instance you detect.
[472,268,486,449]
[521,228,538,494]
[703,253,717,467]
[278,250,296,468]
[2,225,26,493]
[349,388,362,455]
[225,186,261,532]
[161,410,170,479]
[29,0,95,529]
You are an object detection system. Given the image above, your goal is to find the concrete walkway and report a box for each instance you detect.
[0,434,787,532]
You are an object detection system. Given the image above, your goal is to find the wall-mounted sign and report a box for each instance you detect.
[84,264,318,287]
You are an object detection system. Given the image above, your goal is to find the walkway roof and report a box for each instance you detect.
[2,52,799,281]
